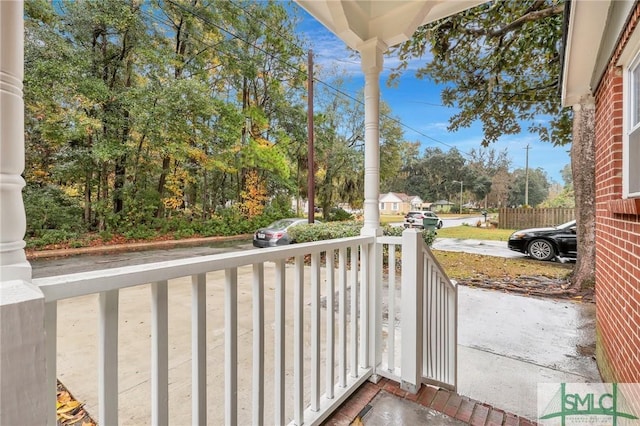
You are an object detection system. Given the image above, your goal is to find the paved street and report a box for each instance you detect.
[31,216,536,278]
[30,239,254,278]
[432,238,524,259]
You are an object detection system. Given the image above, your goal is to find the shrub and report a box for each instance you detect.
[24,184,84,237]
[328,207,353,222]
[289,221,436,247]
[123,226,158,240]
[174,228,197,239]
[288,221,362,243]
[121,189,162,228]
[26,229,80,248]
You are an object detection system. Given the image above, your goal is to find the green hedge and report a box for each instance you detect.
[288,221,436,246]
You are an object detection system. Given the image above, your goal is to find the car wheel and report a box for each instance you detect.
[527,239,555,261]
[437,221,443,229]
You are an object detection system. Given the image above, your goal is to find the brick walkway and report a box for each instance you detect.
[323,378,538,426]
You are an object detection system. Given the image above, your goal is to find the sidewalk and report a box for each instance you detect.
[26,233,252,260]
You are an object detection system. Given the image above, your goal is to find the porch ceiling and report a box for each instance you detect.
[561,0,612,106]
[295,0,488,51]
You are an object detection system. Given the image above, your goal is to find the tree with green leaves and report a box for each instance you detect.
[507,168,550,207]
[390,1,568,146]
[390,0,594,288]
[312,80,364,217]
[23,0,309,237]
[401,147,467,202]
[26,0,150,230]
[540,163,574,207]
[466,147,510,207]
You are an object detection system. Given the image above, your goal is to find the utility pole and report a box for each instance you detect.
[524,144,530,206]
[307,50,315,223]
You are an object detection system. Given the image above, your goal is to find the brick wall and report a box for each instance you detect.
[593,3,640,383]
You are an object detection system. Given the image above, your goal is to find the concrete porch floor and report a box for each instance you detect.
[325,285,599,425]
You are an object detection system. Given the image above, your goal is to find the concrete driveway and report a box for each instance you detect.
[432,238,524,259]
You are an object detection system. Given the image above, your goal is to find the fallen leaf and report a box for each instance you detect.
[58,412,75,420]
[57,400,81,414]
[57,391,72,404]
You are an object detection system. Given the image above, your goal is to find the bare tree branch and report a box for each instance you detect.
[460,4,563,37]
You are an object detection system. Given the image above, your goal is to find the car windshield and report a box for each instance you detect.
[268,219,298,229]
[556,220,576,230]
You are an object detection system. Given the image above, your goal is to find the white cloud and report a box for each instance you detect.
[295,9,569,183]
[421,121,450,132]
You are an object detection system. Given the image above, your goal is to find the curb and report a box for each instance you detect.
[26,234,253,260]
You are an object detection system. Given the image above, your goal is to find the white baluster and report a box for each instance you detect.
[152,280,168,426]
[225,268,238,426]
[253,263,265,425]
[192,274,206,425]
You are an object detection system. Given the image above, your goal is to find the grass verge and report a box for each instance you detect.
[432,251,572,281]
[431,251,590,301]
[436,226,515,241]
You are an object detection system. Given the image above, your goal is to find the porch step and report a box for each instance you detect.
[323,378,538,426]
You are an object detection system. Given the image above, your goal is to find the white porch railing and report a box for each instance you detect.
[376,229,458,392]
[33,229,457,425]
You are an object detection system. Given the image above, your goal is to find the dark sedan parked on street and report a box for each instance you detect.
[508,220,577,261]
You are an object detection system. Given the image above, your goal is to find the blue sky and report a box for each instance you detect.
[292,4,571,184]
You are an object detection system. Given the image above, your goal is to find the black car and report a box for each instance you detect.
[508,220,577,261]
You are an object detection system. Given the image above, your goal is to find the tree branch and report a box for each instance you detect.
[461,4,563,38]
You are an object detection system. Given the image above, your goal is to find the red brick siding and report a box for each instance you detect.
[593,3,640,382]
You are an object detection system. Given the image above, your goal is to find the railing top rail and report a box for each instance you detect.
[376,236,402,245]
[34,235,374,302]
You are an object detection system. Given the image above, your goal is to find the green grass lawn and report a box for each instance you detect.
[436,225,515,241]
[380,214,404,224]
[433,250,573,280]
[380,213,481,224]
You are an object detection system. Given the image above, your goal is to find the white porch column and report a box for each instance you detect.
[1,0,30,281]
[0,1,48,424]
[358,39,385,379]
[359,38,385,237]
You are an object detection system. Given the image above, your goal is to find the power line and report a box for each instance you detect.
[165,0,308,79]
[53,0,478,157]
[172,0,478,157]
[227,0,301,48]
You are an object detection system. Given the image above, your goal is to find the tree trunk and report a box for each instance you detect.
[84,171,92,228]
[156,155,170,218]
[114,58,133,215]
[98,162,108,231]
[570,96,596,289]
[114,154,126,214]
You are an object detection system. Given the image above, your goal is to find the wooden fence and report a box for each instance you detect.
[498,208,575,230]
